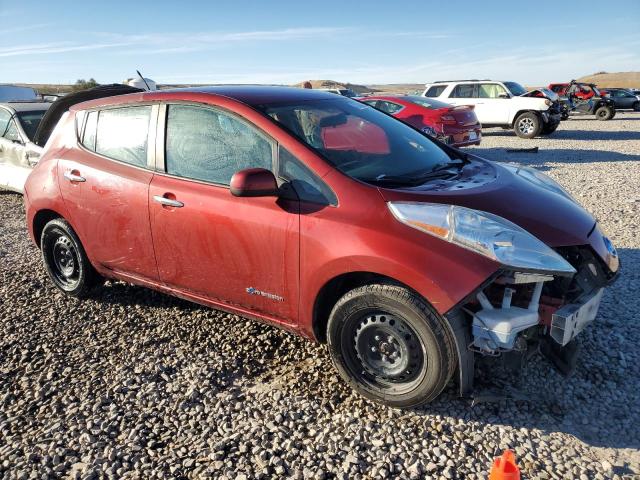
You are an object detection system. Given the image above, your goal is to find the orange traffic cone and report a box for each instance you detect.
[489,450,521,480]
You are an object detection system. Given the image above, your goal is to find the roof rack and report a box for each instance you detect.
[430,79,491,83]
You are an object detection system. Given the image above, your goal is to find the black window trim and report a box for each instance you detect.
[75,103,159,172]
[154,101,278,190]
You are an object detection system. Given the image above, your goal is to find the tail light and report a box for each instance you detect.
[441,114,457,125]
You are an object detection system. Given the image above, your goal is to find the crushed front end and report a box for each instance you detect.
[449,227,619,396]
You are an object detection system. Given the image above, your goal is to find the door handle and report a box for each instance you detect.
[153,195,184,208]
[63,171,86,183]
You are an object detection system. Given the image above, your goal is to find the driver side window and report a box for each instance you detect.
[165,104,274,185]
[478,83,507,98]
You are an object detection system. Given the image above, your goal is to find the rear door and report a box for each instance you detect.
[149,103,300,325]
[57,105,159,281]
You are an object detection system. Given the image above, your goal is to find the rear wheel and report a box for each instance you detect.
[327,284,455,408]
[41,218,100,297]
[595,105,614,120]
[633,101,640,112]
[514,112,541,138]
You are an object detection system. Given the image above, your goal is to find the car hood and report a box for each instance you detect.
[378,156,595,247]
[521,88,559,102]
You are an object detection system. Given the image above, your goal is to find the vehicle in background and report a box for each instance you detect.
[548,82,595,100]
[598,88,640,111]
[0,85,40,102]
[0,102,51,193]
[0,84,142,194]
[423,80,562,138]
[25,86,619,408]
[559,81,616,120]
[319,88,358,98]
[359,95,481,147]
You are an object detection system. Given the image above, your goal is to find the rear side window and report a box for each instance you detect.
[95,106,151,167]
[450,84,476,98]
[82,111,98,150]
[425,85,447,97]
[165,104,273,186]
[377,101,403,114]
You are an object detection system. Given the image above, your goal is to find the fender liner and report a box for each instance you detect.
[444,310,474,397]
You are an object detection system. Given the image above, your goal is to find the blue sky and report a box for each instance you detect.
[1,0,639,86]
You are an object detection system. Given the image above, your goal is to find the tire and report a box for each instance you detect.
[595,105,614,121]
[513,112,542,139]
[541,123,559,135]
[326,284,456,408]
[41,218,100,297]
[633,102,640,112]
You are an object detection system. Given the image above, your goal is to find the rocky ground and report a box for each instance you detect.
[1,112,639,479]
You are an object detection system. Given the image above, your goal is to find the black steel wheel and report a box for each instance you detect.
[41,218,100,297]
[327,284,456,408]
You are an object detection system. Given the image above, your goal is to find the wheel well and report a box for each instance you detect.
[511,109,540,127]
[32,209,62,248]
[312,272,411,343]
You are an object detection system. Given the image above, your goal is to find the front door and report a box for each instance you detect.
[473,83,511,124]
[57,105,159,281]
[149,103,299,324]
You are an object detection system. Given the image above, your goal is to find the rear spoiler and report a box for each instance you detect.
[33,84,143,147]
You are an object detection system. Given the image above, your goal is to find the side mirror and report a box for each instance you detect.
[230,168,279,197]
[498,92,510,99]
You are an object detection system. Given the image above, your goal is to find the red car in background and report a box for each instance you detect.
[548,83,595,100]
[359,95,481,147]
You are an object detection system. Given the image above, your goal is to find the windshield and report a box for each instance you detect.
[503,82,528,96]
[258,98,456,185]
[17,110,46,141]
[404,96,451,109]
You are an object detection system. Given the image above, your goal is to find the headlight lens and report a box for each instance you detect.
[388,202,576,275]
[502,163,578,204]
[544,99,552,106]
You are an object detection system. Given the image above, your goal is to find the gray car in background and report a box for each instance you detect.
[0,102,51,193]
[600,88,640,111]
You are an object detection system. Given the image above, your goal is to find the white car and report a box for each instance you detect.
[0,102,50,193]
[423,80,562,138]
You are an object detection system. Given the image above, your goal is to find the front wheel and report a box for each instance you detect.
[633,101,640,112]
[327,284,456,408]
[514,112,542,138]
[41,218,101,297]
[595,105,614,120]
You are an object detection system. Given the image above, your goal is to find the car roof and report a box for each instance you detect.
[0,101,51,113]
[72,85,340,111]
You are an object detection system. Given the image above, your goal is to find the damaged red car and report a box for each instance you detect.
[359,95,481,147]
[24,86,619,408]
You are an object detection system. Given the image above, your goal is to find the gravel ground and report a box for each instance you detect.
[1,112,639,479]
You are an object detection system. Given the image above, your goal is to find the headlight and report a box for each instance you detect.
[502,164,578,204]
[388,202,576,275]
[544,99,552,106]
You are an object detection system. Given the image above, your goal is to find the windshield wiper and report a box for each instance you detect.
[362,170,457,187]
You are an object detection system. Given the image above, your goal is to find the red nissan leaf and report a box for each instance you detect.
[359,95,481,147]
[24,86,619,408]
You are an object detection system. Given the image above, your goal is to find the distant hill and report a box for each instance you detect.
[577,71,640,88]
[293,80,378,94]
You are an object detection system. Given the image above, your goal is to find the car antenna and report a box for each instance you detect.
[136,70,151,91]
